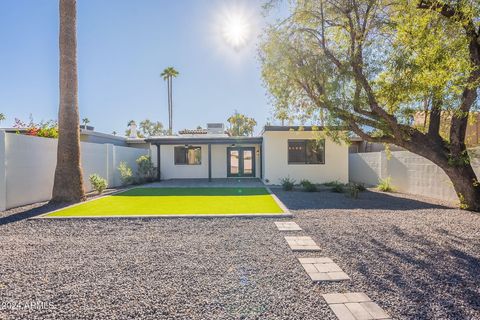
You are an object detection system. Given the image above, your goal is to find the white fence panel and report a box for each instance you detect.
[0,132,149,210]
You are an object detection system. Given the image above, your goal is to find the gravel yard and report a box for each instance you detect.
[0,189,479,319]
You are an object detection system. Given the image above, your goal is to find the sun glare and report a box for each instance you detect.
[221,12,250,49]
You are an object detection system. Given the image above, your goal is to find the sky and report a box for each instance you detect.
[0,0,287,136]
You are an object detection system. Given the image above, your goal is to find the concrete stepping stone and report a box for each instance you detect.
[298,257,350,282]
[322,292,391,320]
[284,236,320,251]
[274,221,302,231]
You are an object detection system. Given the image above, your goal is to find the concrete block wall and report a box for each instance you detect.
[349,149,480,203]
[0,132,149,210]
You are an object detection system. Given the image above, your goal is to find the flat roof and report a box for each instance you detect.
[145,136,262,145]
[263,125,326,132]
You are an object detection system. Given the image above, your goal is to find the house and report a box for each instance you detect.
[146,124,349,185]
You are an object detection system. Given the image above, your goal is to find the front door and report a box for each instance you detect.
[227,147,255,177]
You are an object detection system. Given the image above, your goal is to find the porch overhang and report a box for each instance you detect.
[146,136,263,182]
[145,136,263,145]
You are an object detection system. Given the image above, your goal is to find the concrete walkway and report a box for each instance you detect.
[144,178,265,188]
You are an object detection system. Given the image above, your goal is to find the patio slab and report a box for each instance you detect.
[298,257,350,282]
[322,293,391,320]
[144,178,265,188]
[284,236,320,251]
[274,221,302,231]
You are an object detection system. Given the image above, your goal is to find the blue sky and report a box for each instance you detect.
[0,0,287,135]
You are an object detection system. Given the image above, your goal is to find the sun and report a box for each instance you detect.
[220,11,251,50]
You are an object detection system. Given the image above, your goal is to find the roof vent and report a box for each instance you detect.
[206,123,224,134]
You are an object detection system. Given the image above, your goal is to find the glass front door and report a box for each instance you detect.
[227,147,255,177]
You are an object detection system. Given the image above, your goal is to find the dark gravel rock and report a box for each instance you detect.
[0,189,478,319]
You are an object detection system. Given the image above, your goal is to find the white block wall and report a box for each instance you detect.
[349,149,480,202]
[0,131,149,210]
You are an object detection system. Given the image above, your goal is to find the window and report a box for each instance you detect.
[288,139,325,164]
[174,146,201,165]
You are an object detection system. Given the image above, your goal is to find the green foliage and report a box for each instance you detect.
[160,67,179,80]
[139,119,167,137]
[260,1,480,142]
[377,177,395,192]
[136,155,156,183]
[323,181,346,193]
[89,174,108,194]
[0,113,5,122]
[346,182,365,199]
[117,161,134,186]
[125,119,167,137]
[227,111,257,136]
[300,179,317,192]
[280,177,295,191]
[14,117,58,138]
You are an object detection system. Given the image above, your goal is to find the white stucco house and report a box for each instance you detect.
[145,124,349,185]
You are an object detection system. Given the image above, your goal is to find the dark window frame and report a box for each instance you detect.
[287,139,325,165]
[174,146,202,165]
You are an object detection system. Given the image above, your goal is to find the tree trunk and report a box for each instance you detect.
[405,138,480,211]
[51,0,85,203]
[442,163,480,211]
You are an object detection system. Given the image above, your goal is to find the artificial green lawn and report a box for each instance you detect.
[46,187,285,217]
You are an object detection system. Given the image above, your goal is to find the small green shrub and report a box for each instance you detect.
[346,182,364,198]
[136,155,156,183]
[326,181,345,193]
[300,179,317,192]
[280,177,295,191]
[377,176,395,192]
[89,174,108,194]
[118,161,133,186]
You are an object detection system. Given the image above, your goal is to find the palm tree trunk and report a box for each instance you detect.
[51,0,85,203]
[169,76,173,134]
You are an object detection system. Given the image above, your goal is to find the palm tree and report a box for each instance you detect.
[160,67,179,135]
[51,0,85,203]
[81,117,90,129]
[0,113,5,124]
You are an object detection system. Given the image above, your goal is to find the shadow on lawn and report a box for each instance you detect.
[272,189,451,210]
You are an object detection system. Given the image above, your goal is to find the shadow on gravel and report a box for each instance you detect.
[355,231,480,319]
[0,203,69,226]
[272,189,450,210]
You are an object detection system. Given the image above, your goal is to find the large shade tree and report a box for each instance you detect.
[160,67,179,135]
[51,0,85,203]
[261,0,480,211]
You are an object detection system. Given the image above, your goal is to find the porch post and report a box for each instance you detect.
[259,144,263,179]
[156,144,161,181]
[208,143,212,182]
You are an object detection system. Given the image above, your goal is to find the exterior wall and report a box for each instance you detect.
[262,130,349,185]
[0,132,148,210]
[349,149,480,202]
[158,144,261,180]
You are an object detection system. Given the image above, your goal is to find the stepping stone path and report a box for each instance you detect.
[284,236,320,251]
[322,293,391,320]
[298,257,350,282]
[274,221,302,231]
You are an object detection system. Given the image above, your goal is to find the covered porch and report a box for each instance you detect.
[145,136,264,182]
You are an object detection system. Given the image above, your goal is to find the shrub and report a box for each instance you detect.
[377,176,395,192]
[136,155,156,183]
[118,161,133,186]
[300,179,317,192]
[346,182,364,198]
[89,174,108,194]
[280,177,295,191]
[325,181,345,193]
